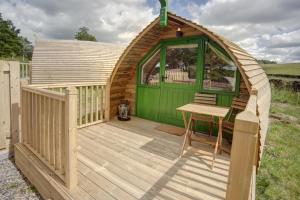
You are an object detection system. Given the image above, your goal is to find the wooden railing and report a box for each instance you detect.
[21,85,77,189]
[20,62,30,79]
[249,166,256,200]
[226,90,259,200]
[33,82,107,128]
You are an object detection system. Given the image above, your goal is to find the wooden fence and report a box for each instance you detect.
[226,90,259,200]
[33,82,107,128]
[21,85,77,189]
[20,62,31,80]
[0,61,20,154]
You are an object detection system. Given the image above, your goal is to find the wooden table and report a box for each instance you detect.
[177,103,229,168]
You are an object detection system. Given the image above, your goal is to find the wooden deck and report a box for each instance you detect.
[72,117,230,200]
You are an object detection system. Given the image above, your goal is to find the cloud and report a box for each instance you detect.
[187,0,300,63]
[1,0,299,63]
[0,0,156,44]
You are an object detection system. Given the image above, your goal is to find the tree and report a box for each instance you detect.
[256,59,277,64]
[20,37,33,60]
[74,26,97,41]
[0,13,32,60]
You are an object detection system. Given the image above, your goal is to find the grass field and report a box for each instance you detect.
[256,86,300,200]
[261,63,300,76]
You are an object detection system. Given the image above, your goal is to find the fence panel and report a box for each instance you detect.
[21,85,77,188]
[0,61,20,154]
[34,82,106,128]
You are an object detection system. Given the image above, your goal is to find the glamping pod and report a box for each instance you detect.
[18,6,271,200]
[30,12,271,167]
[110,12,271,164]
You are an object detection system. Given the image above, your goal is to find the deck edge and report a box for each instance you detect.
[14,143,73,200]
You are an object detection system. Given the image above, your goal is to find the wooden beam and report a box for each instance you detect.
[105,78,111,121]
[64,87,78,189]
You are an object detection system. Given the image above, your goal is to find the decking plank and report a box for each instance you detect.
[78,161,137,200]
[70,185,96,200]
[78,153,158,200]
[16,116,230,200]
[77,173,116,200]
[80,126,229,174]
[78,145,196,200]
[77,123,229,200]
[78,140,227,200]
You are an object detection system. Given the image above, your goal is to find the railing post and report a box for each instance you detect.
[65,87,78,189]
[226,93,259,200]
[20,81,28,144]
[105,78,111,121]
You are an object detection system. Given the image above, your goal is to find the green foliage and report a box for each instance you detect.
[74,27,97,41]
[0,13,32,60]
[20,36,33,60]
[271,85,299,105]
[256,87,300,200]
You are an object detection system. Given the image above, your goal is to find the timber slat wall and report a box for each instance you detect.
[31,40,125,84]
[110,12,270,167]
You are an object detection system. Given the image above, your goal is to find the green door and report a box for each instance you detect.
[158,39,205,126]
[136,38,205,126]
[136,37,240,128]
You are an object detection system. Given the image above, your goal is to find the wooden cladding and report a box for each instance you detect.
[34,82,107,128]
[21,85,77,188]
[31,40,125,84]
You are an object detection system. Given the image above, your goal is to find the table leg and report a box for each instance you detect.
[188,118,193,146]
[180,115,192,157]
[212,117,223,169]
[181,111,187,128]
[219,117,223,154]
[182,111,192,146]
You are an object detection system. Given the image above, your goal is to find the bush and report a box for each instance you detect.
[271,84,299,105]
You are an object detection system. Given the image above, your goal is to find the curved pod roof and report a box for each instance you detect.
[32,39,125,85]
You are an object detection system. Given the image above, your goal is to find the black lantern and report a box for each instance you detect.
[176,27,183,38]
[118,100,131,121]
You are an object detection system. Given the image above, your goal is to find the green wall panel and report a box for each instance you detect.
[217,94,234,107]
[136,87,161,121]
[159,84,195,127]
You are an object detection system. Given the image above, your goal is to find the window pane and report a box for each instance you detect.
[141,50,160,85]
[165,44,197,84]
[203,43,237,92]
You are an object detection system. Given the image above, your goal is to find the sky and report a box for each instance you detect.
[0,0,300,63]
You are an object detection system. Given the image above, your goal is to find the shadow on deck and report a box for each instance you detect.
[74,117,230,200]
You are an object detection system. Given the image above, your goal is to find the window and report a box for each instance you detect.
[165,44,197,84]
[141,50,160,85]
[203,43,237,92]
